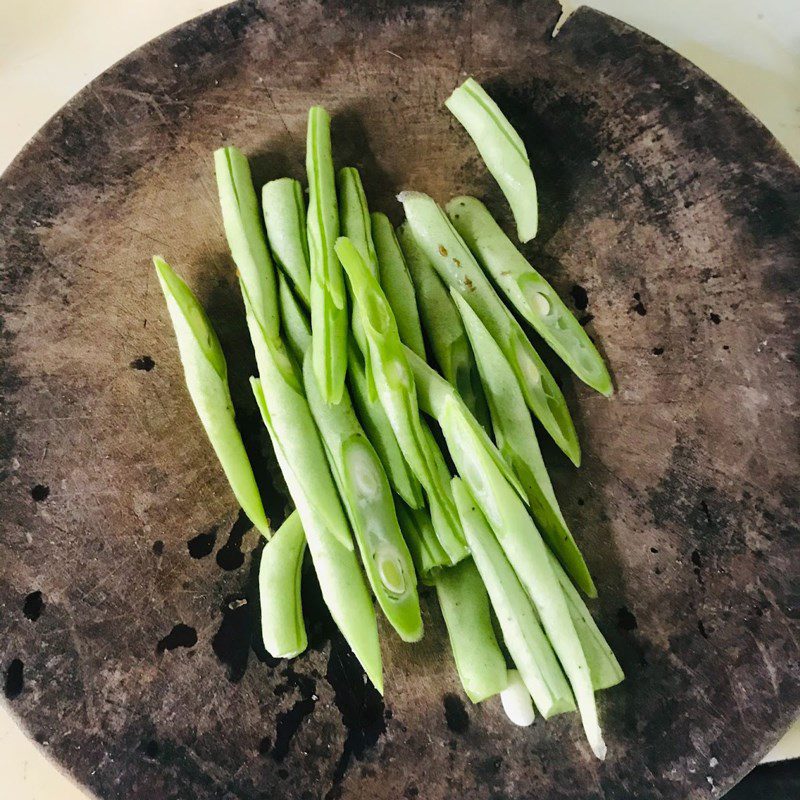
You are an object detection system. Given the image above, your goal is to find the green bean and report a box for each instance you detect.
[242,282,352,551]
[435,558,509,703]
[214,147,279,338]
[306,106,348,404]
[447,196,612,396]
[395,502,449,585]
[348,344,424,510]
[396,221,490,429]
[452,478,574,717]
[259,511,307,658]
[445,78,538,242]
[252,378,382,692]
[154,257,270,538]
[546,550,624,691]
[452,290,596,597]
[403,345,527,502]
[277,273,312,364]
[302,350,423,643]
[398,191,580,466]
[371,213,426,359]
[335,236,467,564]
[439,397,605,758]
[262,177,311,308]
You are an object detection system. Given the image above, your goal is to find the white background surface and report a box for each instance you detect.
[1,1,798,797]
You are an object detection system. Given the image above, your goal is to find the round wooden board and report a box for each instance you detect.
[1,1,798,798]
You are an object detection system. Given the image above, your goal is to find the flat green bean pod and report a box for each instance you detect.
[452,290,596,597]
[447,196,612,396]
[371,213,426,359]
[399,190,580,466]
[396,221,490,429]
[259,511,307,658]
[277,272,312,364]
[438,395,605,759]
[395,502,449,585]
[452,478,574,717]
[214,147,279,338]
[445,78,538,242]
[436,558,509,703]
[546,550,624,691]
[306,106,348,404]
[302,350,423,643]
[262,177,311,308]
[335,236,467,563]
[252,378,382,692]
[242,283,352,551]
[154,257,270,538]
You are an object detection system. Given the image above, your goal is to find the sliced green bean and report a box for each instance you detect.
[447,196,612,396]
[452,290,596,597]
[396,221,490,429]
[262,177,311,308]
[403,345,527,503]
[335,236,467,563]
[445,78,538,242]
[302,350,423,643]
[259,511,307,658]
[395,502,449,585]
[348,344,424,509]
[306,106,348,404]
[252,378,382,692]
[452,478,574,718]
[242,283,352,551]
[546,550,624,691]
[214,147,279,338]
[371,213,426,359]
[154,257,270,538]
[438,396,605,758]
[277,273,312,364]
[435,558,509,703]
[399,191,579,465]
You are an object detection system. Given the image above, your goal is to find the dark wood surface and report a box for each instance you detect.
[1,1,798,798]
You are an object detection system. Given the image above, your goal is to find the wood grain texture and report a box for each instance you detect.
[0,1,798,798]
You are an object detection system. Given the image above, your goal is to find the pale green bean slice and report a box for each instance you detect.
[154,257,270,538]
[396,221,490,429]
[262,177,311,308]
[395,502,449,585]
[452,478,574,717]
[439,396,605,758]
[445,78,538,242]
[242,283,352,551]
[302,351,423,643]
[398,191,580,466]
[259,511,307,658]
[277,273,312,364]
[452,289,596,597]
[371,213,426,359]
[447,196,612,396]
[252,378,382,693]
[546,550,624,691]
[335,236,467,563]
[214,147,279,338]
[436,558,509,703]
[306,106,348,403]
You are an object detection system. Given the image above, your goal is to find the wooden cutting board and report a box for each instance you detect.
[1,1,798,798]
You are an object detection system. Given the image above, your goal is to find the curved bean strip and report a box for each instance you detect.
[447,196,612,396]
[154,257,270,538]
[277,273,312,364]
[302,350,423,643]
[259,511,307,658]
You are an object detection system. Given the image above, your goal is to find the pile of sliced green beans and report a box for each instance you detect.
[154,77,622,759]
